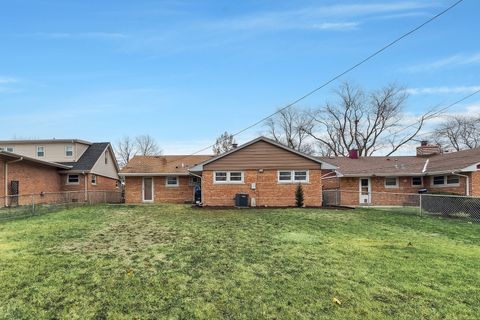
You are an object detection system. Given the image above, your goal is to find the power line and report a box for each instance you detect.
[389,88,480,138]
[160,0,464,165]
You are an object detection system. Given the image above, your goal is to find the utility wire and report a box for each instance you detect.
[157,0,464,166]
[389,88,480,138]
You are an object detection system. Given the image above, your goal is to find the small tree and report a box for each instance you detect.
[295,184,304,207]
[213,131,236,155]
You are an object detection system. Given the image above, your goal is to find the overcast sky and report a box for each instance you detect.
[0,0,479,153]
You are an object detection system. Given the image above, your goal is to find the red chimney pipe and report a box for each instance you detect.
[349,149,359,159]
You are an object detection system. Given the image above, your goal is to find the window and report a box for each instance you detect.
[65,145,73,157]
[214,171,244,183]
[230,172,243,182]
[67,174,79,184]
[277,170,309,183]
[91,174,97,185]
[278,171,292,181]
[189,176,201,186]
[0,147,14,152]
[411,177,423,186]
[166,176,179,186]
[104,151,108,164]
[384,177,399,188]
[37,146,45,157]
[215,172,227,182]
[432,175,460,187]
[446,175,459,185]
[294,171,308,181]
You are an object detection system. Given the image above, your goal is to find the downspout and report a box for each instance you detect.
[4,157,23,207]
[451,172,470,196]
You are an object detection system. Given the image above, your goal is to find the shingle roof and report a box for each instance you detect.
[58,142,110,171]
[320,148,480,176]
[0,151,71,169]
[120,155,214,175]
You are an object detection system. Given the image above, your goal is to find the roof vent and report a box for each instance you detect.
[232,143,238,149]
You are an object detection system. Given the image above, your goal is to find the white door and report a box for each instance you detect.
[142,177,154,202]
[359,178,371,204]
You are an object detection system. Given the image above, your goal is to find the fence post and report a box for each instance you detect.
[419,194,422,215]
[104,191,107,204]
[32,194,35,215]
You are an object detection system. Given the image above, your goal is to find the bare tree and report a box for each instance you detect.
[305,82,434,156]
[430,115,480,151]
[115,136,137,167]
[213,131,236,155]
[264,107,315,154]
[135,134,162,156]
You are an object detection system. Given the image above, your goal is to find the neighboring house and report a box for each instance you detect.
[0,139,120,206]
[321,142,480,206]
[120,155,213,204]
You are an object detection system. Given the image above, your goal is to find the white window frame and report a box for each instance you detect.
[431,175,460,187]
[91,174,97,185]
[36,146,45,157]
[213,171,244,184]
[384,177,399,188]
[411,176,423,187]
[67,174,80,185]
[65,145,74,157]
[166,176,179,187]
[277,170,309,183]
[1,146,14,152]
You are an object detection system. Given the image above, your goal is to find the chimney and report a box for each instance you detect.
[232,143,238,149]
[348,149,359,159]
[416,141,441,157]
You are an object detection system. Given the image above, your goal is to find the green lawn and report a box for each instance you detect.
[0,205,479,319]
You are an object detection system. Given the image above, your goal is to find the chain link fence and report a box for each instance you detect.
[323,189,480,222]
[420,194,480,222]
[0,190,123,220]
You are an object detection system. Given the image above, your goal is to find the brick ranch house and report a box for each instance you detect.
[120,137,336,207]
[0,139,120,206]
[321,142,480,206]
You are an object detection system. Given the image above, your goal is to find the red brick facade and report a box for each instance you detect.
[324,174,473,206]
[201,169,322,207]
[124,176,196,204]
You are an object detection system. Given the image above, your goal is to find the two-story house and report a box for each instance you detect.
[0,139,119,206]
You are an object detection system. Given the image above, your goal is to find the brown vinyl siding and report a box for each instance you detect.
[204,140,321,170]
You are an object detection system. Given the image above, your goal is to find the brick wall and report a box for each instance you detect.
[0,160,4,198]
[470,171,480,197]
[124,176,196,204]
[326,175,470,206]
[201,169,322,207]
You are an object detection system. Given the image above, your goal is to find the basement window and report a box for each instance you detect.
[67,174,79,185]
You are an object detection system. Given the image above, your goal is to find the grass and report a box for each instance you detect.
[0,205,479,319]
